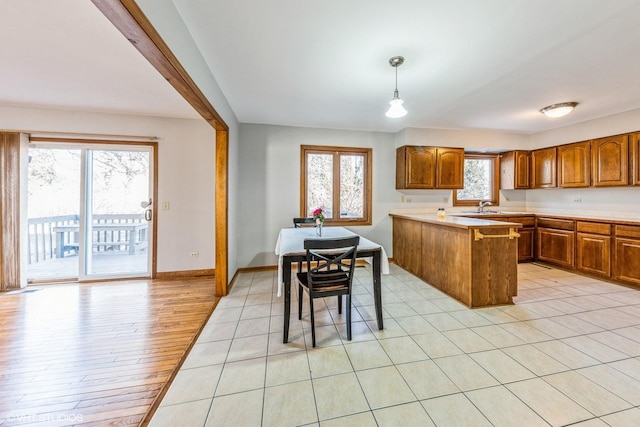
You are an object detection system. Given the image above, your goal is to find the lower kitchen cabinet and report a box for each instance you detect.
[517,228,535,262]
[536,217,575,268]
[613,225,640,286]
[576,221,611,278]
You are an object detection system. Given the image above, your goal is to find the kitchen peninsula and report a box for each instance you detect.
[390,212,522,308]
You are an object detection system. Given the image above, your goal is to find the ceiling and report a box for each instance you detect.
[3,1,640,135]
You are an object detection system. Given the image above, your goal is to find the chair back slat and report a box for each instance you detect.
[293,217,316,228]
[304,236,359,293]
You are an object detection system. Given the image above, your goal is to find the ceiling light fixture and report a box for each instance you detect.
[539,102,578,118]
[385,56,407,118]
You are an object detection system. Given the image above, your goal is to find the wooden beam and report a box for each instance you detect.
[91,0,230,296]
[91,0,228,131]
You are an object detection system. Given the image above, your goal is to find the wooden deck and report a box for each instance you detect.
[0,277,218,426]
[27,253,149,281]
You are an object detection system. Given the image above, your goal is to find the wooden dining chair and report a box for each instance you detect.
[293,217,316,228]
[296,236,359,347]
[293,217,318,271]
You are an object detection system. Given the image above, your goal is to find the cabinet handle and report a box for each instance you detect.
[474,228,520,241]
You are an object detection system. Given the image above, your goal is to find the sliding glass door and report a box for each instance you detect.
[27,142,154,281]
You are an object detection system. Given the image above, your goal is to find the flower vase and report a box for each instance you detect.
[315,219,323,236]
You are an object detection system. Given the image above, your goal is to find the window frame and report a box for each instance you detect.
[453,153,500,207]
[300,145,372,226]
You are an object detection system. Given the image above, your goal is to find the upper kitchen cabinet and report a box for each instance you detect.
[396,146,463,189]
[630,132,640,186]
[500,150,530,189]
[591,134,629,187]
[531,146,557,188]
[558,141,590,187]
[435,148,464,189]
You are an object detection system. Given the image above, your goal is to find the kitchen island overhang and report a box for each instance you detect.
[390,213,523,308]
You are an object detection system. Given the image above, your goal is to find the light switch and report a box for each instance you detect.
[162,202,170,210]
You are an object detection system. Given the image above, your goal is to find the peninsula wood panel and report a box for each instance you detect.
[470,227,518,304]
[421,223,471,305]
[392,217,422,277]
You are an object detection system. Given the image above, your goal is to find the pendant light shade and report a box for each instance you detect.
[385,56,407,118]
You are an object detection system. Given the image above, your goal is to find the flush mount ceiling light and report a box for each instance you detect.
[385,56,408,118]
[539,102,578,118]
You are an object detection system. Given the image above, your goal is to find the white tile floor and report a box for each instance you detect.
[149,263,640,426]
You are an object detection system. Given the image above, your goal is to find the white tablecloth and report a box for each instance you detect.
[274,226,390,296]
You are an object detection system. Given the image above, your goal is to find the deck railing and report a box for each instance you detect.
[27,214,146,264]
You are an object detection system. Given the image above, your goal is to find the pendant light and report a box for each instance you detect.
[385,56,407,118]
[539,102,578,118]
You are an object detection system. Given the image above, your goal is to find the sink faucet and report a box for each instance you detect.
[478,200,492,213]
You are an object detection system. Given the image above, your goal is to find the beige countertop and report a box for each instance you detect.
[389,212,523,230]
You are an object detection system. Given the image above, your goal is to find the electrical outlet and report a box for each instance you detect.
[400,195,405,203]
[406,198,412,203]
[573,198,582,203]
[189,251,199,257]
[162,201,170,210]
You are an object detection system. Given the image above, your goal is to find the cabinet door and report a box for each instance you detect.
[396,146,436,189]
[536,227,574,268]
[576,232,611,277]
[436,148,464,189]
[631,132,640,186]
[591,134,629,186]
[558,141,590,187]
[613,238,640,285]
[517,228,534,262]
[531,147,557,188]
[500,151,530,189]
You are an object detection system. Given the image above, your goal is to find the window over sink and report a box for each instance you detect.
[453,153,499,207]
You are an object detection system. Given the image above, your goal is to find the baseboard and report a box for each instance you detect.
[155,269,215,280]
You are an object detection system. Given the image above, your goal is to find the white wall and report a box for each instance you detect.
[238,124,397,267]
[138,0,242,279]
[0,104,216,273]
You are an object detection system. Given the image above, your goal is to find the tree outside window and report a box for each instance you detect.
[301,145,372,225]
[453,154,499,206]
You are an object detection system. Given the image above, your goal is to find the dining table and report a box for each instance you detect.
[274,226,390,343]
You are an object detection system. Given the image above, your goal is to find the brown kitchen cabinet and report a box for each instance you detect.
[500,150,530,189]
[531,147,557,188]
[558,141,590,187]
[396,146,464,189]
[536,217,575,268]
[631,132,640,186]
[436,147,465,189]
[591,134,629,187]
[576,221,611,278]
[613,224,640,286]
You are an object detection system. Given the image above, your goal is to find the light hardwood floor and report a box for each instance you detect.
[0,277,218,426]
